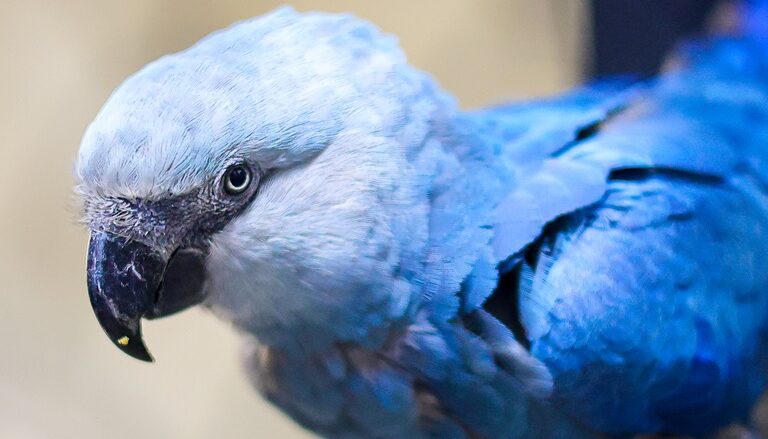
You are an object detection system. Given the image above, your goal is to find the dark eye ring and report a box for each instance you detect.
[223,164,252,195]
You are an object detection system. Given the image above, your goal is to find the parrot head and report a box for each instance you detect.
[76,8,446,360]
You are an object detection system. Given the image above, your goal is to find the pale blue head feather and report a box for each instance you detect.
[76,7,422,199]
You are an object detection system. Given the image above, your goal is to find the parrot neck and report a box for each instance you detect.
[205,105,524,356]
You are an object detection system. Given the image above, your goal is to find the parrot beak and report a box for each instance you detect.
[87,231,165,362]
[86,231,208,362]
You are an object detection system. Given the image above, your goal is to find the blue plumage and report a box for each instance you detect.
[75,4,768,438]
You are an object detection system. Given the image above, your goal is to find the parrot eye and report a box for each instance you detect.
[223,164,252,195]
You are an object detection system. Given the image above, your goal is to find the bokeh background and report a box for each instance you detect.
[0,1,619,438]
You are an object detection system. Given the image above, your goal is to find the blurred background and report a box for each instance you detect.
[0,1,721,438]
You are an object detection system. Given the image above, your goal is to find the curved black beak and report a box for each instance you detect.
[87,231,209,362]
[87,231,166,362]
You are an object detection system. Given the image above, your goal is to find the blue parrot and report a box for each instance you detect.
[76,3,768,438]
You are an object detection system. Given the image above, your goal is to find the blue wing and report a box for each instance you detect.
[465,35,768,435]
[420,81,641,318]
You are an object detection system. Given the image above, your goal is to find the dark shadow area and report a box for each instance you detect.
[590,0,719,77]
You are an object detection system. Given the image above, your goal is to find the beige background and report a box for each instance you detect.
[0,1,587,438]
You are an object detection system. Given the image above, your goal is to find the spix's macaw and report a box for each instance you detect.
[76,2,768,437]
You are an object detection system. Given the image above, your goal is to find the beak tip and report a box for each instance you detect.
[113,335,154,362]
